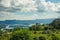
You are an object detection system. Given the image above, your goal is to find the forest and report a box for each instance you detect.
[0,18,60,40]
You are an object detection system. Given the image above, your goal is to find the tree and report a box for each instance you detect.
[50,34,58,40]
[10,29,33,40]
[29,23,42,31]
[39,36,46,40]
[50,18,60,29]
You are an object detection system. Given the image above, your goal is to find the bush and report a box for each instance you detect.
[42,30,52,34]
[33,37,37,40]
[49,34,58,40]
[10,29,33,40]
[39,36,46,40]
[34,31,37,34]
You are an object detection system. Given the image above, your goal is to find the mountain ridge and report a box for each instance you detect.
[0,19,55,25]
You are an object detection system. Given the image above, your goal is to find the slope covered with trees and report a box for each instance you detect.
[0,18,60,40]
[50,18,60,29]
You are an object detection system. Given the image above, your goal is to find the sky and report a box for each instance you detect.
[0,0,60,20]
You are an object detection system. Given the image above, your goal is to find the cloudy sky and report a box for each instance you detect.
[0,0,60,20]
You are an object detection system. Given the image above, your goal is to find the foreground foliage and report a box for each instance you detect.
[0,18,60,40]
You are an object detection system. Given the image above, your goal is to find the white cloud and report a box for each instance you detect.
[1,0,11,7]
[39,13,59,19]
[21,7,37,12]
[0,0,60,20]
[1,0,60,12]
[1,0,37,12]
[47,1,58,11]
[0,11,59,20]
[39,0,48,10]
[38,0,60,12]
[0,11,39,20]
[32,11,59,19]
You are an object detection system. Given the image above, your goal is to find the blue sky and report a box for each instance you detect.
[0,0,60,20]
[46,0,60,3]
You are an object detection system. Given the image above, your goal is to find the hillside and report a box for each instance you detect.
[0,19,55,25]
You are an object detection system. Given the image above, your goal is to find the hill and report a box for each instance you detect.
[0,19,55,25]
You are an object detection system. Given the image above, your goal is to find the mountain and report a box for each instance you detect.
[50,18,60,29]
[0,19,55,25]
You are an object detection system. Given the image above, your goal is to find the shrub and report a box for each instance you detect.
[10,29,33,40]
[50,34,58,40]
[33,37,37,40]
[39,36,46,40]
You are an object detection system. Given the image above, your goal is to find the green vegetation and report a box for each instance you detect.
[0,18,60,40]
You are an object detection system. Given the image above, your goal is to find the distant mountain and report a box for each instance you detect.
[0,19,55,25]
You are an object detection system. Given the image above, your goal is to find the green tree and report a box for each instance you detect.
[39,36,46,40]
[50,18,60,29]
[29,23,42,31]
[10,29,33,40]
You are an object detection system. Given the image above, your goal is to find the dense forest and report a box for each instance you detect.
[0,18,60,40]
